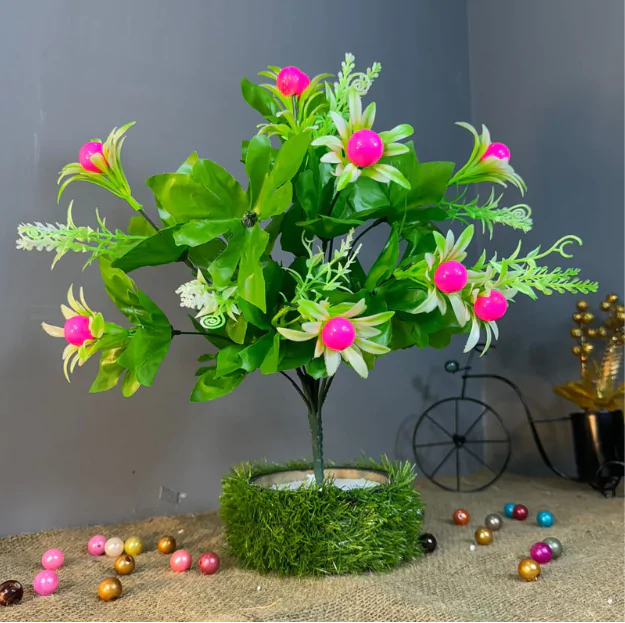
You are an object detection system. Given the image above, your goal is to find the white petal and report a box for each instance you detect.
[320,152,343,164]
[355,325,381,339]
[61,304,74,320]
[42,322,64,338]
[298,300,331,321]
[67,285,86,315]
[348,91,362,127]
[301,322,321,334]
[342,299,367,318]
[413,289,438,314]
[330,112,349,141]
[449,293,470,327]
[311,135,344,151]
[361,168,391,183]
[361,102,376,129]
[444,230,455,257]
[436,292,447,316]
[334,163,345,177]
[324,348,341,376]
[489,321,499,340]
[341,345,369,378]
[355,337,390,355]
[276,327,316,342]
[382,143,410,157]
[353,311,394,326]
[463,318,481,353]
[314,333,325,358]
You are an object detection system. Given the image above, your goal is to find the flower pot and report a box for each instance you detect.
[570,409,624,482]
[219,460,425,576]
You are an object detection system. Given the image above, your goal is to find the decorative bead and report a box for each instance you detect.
[347,129,384,168]
[418,533,437,554]
[474,290,507,322]
[481,142,510,161]
[124,536,143,556]
[512,504,528,520]
[600,300,612,311]
[570,327,583,338]
[88,535,107,556]
[474,526,493,545]
[503,503,516,518]
[321,317,355,351]
[434,261,468,294]
[572,312,584,322]
[530,542,552,564]
[0,580,23,607]
[114,554,135,576]
[536,511,554,528]
[42,548,64,570]
[170,550,192,572]
[607,293,619,303]
[518,558,541,581]
[79,141,106,173]
[576,300,588,311]
[453,509,470,525]
[586,327,597,338]
[198,552,221,575]
[276,66,310,97]
[104,537,125,558]
[33,570,59,596]
[484,513,503,531]
[572,345,582,356]
[582,312,594,324]
[98,577,122,601]
[597,326,608,337]
[542,537,563,559]
[157,535,177,554]
[64,315,93,347]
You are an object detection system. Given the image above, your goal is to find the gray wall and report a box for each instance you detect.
[468,0,625,474]
[1,0,472,536]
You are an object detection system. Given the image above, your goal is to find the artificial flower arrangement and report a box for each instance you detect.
[18,54,598,574]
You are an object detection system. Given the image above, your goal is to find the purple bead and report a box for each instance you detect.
[530,541,552,564]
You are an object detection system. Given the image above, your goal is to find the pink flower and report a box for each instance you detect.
[276,66,310,97]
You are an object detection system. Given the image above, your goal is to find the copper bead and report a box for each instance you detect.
[453,509,470,525]
[114,554,135,575]
[0,580,23,607]
[474,526,493,545]
[98,577,123,601]
[518,558,541,581]
[157,535,177,555]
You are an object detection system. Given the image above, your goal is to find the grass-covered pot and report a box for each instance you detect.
[220,459,424,576]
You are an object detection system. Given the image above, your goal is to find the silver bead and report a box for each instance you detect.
[542,537,563,559]
[484,513,503,531]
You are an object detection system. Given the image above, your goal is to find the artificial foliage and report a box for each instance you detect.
[18,53,598,487]
[220,458,424,576]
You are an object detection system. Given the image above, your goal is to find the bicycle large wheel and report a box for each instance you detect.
[412,397,512,492]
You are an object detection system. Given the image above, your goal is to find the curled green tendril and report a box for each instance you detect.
[534,235,583,261]
[200,313,226,329]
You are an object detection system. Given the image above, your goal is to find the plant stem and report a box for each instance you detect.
[352,218,384,249]
[171,329,209,336]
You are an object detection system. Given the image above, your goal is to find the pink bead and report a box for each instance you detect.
[474,290,508,322]
[87,535,107,556]
[78,141,106,172]
[482,142,510,161]
[276,66,310,97]
[530,542,553,564]
[434,261,468,293]
[63,315,94,347]
[169,550,192,572]
[33,570,59,596]
[41,548,64,570]
[198,551,220,575]
[321,317,356,351]
[347,129,384,168]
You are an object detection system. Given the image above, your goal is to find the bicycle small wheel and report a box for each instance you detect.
[412,397,512,492]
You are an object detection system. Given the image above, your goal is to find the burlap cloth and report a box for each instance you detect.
[0,475,623,622]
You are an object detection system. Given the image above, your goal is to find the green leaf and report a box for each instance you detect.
[429,329,453,349]
[215,344,245,378]
[118,328,171,387]
[89,347,127,393]
[209,222,246,287]
[239,259,282,329]
[191,368,246,402]
[260,333,281,374]
[297,215,363,239]
[173,219,237,248]
[245,135,272,207]
[365,223,400,290]
[306,356,327,379]
[258,181,293,219]
[376,280,428,312]
[192,159,248,218]
[280,205,308,255]
[334,177,391,220]
[176,151,199,175]
[278,340,314,371]
[226,314,248,344]
[238,225,270,311]
[239,333,274,373]
[402,161,455,211]
[389,315,428,350]
[121,370,141,397]
[188,239,226,267]
[241,77,279,118]
[295,169,318,220]
[189,315,234,350]
[266,133,312,189]
[265,213,284,253]
[127,216,156,237]
[112,227,186,272]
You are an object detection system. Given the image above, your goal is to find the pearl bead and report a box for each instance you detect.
[87,535,107,556]
[321,317,356,351]
[41,548,64,570]
[530,542,552,564]
[79,141,106,173]
[64,315,94,347]
[347,129,384,168]
[276,66,310,97]
[33,570,59,596]
[98,577,122,601]
[484,513,503,531]
[482,142,510,161]
[0,580,23,607]
[124,536,143,556]
[104,537,125,558]
[536,510,554,527]
[512,504,529,520]
[474,526,493,545]
[503,503,516,518]
[434,261,468,293]
[157,535,177,554]
[518,558,541,581]
[418,533,437,554]
[114,554,135,576]
[542,537,563,559]
[474,290,508,322]
[170,550,192,572]
[453,509,470,525]
[198,552,221,575]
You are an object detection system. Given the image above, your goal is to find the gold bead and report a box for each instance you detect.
[572,312,583,323]
[582,312,594,324]
[581,343,594,354]
[157,535,177,555]
[518,558,541,581]
[600,301,612,311]
[474,526,493,545]
[616,305,625,314]
[572,345,582,356]
[124,536,143,557]
[570,327,583,338]
[598,326,608,337]
[607,293,619,303]
[586,328,597,338]
[576,300,588,311]
[580,355,588,362]
[617,311,625,322]
[114,554,135,576]
[620,334,625,344]
[98,577,122,601]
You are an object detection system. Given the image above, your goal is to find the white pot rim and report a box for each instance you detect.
[252,467,389,491]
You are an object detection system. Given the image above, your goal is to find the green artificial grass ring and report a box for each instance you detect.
[220,457,425,576]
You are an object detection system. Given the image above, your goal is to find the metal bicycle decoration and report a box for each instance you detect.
[412,343,624,496]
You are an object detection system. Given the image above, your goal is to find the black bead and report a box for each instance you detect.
[444,360,459,373]
[418,532,437,554]
[0,580,23,606]
[242,211,258,228]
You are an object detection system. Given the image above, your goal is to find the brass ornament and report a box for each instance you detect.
[576,300,588,311]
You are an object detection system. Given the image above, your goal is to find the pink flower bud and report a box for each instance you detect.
[79,141,107,173]
[434,261,468,293]
[347,129,384,168]
[481,142,510,162]
[321,318,356,351]
[276,66,310,97]
[474,290,508,322]
[64,315,94,346]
